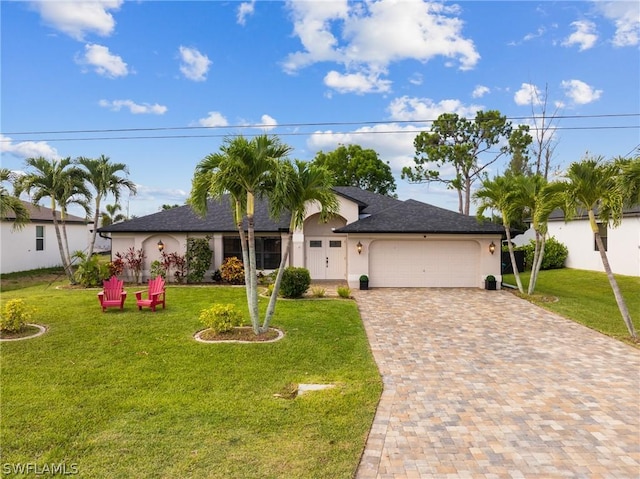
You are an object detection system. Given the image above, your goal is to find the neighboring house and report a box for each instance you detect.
[1,200,90,274]
[546,206,640,277]
[98,187,504,289]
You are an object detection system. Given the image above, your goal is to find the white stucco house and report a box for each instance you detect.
[98,187,505,289]
[1,200,90,274]
[546,206,640,277]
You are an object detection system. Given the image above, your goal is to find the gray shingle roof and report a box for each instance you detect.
[334,199,504,234]
[3,200,87,224]
[98,196,290,233]
[99,188,504,235]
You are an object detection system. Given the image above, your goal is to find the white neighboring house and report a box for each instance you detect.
[99,187,505,289]
[546,206,640,277]
[1,200,90,274]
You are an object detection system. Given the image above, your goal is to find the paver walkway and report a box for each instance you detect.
[352,288,640,479]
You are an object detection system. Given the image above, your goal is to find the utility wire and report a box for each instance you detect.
[2,113,639,136]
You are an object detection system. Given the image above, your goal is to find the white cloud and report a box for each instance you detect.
[514,83,543,106]
[29,0,123,40]
[0,134,60,159]
[179,46,211,82]
[472,85,490,98]
[408,73,423,86]
[594,1,640,47]
[257,114,278,131]
[78,43,128,77]
[237,0,256,25]
[198,112,229,127]
[561,79,602,105]
[99,99,167,115]
[562,20,598,51]
[387,96,482,122]
[283,0,479,94]
[324,70,392,94]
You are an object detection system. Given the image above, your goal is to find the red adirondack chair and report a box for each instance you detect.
[135,277,166,312]
[98,276,127,312]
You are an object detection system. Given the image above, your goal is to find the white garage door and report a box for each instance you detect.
[369,240,479,287]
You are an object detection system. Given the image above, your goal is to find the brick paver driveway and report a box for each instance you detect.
[353,288,640,479]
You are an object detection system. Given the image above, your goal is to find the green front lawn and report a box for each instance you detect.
[0,283,382,478]
[503,269,640,344]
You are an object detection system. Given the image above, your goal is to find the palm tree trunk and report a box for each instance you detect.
[51,210,73,282]
[234,200,253,328]
[246,193,261,334]
[528,233,546,295]
[503,222,524,294]
[262,231,292,332]
[88,196,101,258]
[590,211,636,338]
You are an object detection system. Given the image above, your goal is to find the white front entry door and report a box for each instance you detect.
[306,237,346,280]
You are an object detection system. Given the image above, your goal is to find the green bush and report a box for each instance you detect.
[523,236,568,270]
[337,286,352,299]
[186,237,212,283]
[199,303,243,334]
[280,267,311,299]
[311,287,326,298]
[73,252,110,287]
[220,257,245,284]
[1,299,34,332]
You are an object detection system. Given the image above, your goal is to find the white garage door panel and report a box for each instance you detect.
[369,240,479,287]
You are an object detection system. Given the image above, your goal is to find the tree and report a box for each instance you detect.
[402,110,522,215]
[0,168,30,230]
[474,173,526,294]
[312,144,397,196]
[161,204,180,210]
[529,84,560,180]
[561,156,636,339]
[264,160,338,328]
[615,153,640,207]
[505,125,533,176]
[101,203,127,227]
[77,155,136,257]
[189,135,293,335]
[15,157,90,282]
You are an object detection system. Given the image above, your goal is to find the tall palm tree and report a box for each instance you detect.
[189,135,293,334]
[77,155,137,257]
[615,154,640,207]
[474,173,526,293]
[562,156,636,339]
[15,157,90,282]
[264,160,338,330]
[0,168,30,230]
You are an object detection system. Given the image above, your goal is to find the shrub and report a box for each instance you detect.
[211,270,223,283]
[115,247,146,283]
[523,237,568,270]
[150,260,166,279]
[199,304,243,334]
[73,252,110,287]
[337,286,351,299]
[1,299,34,332]
[220,257,245,284]
[311,287,326,298]
[280,267,311,298]
[265,283,275,297]
[186,237,212,283]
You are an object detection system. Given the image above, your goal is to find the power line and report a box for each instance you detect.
[2,113,638,137]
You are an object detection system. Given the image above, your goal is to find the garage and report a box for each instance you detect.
[369,240,480,287]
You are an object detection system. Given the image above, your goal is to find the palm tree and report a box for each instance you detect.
[562,156,636,339]
[77,155,137,257]
[264,160,338,330]
[101,203,127,227]
[615,154,640,207]
[0,168,30,230]
[14,157,89,282]
[474,173,526,293]
[189,135,293,334]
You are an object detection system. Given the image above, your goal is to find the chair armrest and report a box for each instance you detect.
[121,291,127,300]
[98,292,104,298]
[135,291,144,300]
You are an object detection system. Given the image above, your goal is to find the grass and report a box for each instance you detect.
[503,268,640,344]
[0,279,382,478]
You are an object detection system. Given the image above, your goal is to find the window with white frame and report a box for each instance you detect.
[594,223,607,252]
[36,225,44,251]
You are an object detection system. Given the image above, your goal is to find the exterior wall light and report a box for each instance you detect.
[356,241,363,255]
[489,241,496,255]
[157,240,165,252]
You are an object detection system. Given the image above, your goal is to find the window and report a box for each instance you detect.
[594,223,607,252]
[329,240,342,248]
[36,225,44,251]
[310,240,322,248]
[223,236,282,270]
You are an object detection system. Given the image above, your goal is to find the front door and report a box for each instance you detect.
[306,237,346,280]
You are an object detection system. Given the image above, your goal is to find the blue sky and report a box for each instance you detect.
[2,0,639,218]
